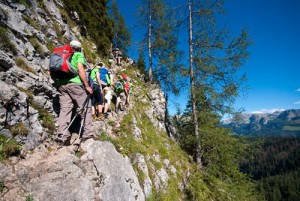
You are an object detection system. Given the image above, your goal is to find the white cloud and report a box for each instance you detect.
[296,89,300,92]
[294,101,300,105]
[251,108,285,114]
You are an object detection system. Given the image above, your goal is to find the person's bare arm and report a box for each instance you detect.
[110,73,115,87]
[78,63,93,94]
[96,71,102,85]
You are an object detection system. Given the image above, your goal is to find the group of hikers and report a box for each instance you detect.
[52,40,132,146]
[88,61,132,120]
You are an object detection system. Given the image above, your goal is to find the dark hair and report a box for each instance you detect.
[97,62,103,66]
[73,46,82,52]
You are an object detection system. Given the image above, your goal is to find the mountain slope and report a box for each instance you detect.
[223,109,300,136]
[0,1,262,200]
[0,1,206,200]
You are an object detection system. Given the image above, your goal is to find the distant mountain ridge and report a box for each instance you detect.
[222,109,300,137]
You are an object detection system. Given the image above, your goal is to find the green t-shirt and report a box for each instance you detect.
[58,52,86,84]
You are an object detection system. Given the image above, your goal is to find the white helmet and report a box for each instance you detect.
[70,40,82,48]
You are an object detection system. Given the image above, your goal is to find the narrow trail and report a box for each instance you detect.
[46,60,135,154]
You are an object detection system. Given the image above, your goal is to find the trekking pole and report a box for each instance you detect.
[61,95,90,137]
[78,95,90,139]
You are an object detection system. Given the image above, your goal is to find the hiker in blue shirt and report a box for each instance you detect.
[99,63,114,119]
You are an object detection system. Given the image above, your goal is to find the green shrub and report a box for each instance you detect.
[24,48,29,57]
[15,58,36,75]
[0,26,18,55]
[45,40,55,57]
[62,0,114,56]
[28,37,46,57]
[107,120,115,126]
[16,0,30,8]
[16,86,33,100]
[81,40,97,63]
[52,21,63,42]
[10,123,29,136]
[30,102,56,135]
[22,15,41,30]
[0,181,5,193]
[37,0,46,10]
[0,136,21,161]
[26,195,34,201]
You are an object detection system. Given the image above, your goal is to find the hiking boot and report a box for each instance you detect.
[97,113,105,121]
[104,113,109,119]
[54,137,71,147]
[92,114,97,121]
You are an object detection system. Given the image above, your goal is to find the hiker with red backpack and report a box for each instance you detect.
[115,73,132,109]
[120,73,132,106]
[50,40,95,145]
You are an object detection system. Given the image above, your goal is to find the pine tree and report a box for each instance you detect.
[137,0,184,138]
[137,0,182,84]
[175,0,251,168]
[109,0,131,54]
[62,0,114,56]
[136,50,147,76]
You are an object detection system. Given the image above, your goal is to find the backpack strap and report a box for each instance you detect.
[105,74,111,85]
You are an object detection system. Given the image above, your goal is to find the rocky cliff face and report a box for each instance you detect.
[0,140,145,201]
[0,1,189,200]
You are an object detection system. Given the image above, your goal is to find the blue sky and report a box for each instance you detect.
[115,0,300,114]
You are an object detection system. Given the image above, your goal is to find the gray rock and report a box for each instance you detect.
[0,163,15,182]
[152,151,160,162]
[149,161,169,191]
[133,153,152,197]
[0,7,7,22]
[18,150,94,201]
[83,140,145,201]
[0,129,12,138]
[144,87,166,132]
[132,116,142,140]
[0,51,14,71]
[156,168,169,187]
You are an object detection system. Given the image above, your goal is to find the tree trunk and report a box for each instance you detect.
[188,0,202,169]
[148,0,153,83]
[164,92,175,140]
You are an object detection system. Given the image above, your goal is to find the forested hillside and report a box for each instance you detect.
[240,137,300,200]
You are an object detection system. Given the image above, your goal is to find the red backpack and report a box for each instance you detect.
[121,73,128,81]
[49,45,77,79]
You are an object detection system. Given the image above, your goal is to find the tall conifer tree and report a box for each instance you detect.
[174,0,251,168]
[109,0,131,54]
[137,0,182,85]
